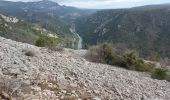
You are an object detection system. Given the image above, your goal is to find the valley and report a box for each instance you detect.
[0,0,94,49]
[1,0,170,58]
[0,0,170,99]
[77,33,83,49]
[75,5,170,57]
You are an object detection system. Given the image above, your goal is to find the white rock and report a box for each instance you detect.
[31,86,41,93]
[92,96,101,100]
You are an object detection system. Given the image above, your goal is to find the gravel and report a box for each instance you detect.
[0,36,170,100]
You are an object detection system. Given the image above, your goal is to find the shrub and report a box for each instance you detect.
[35,35,59,50]
[87,43,116,63]
[151,68,168,80]
[123,52,154,72]
[86,45,101,62]
[87,43,154,72]
[35,36,46,47]
[86,45,100,62]
[87,44,170,81]
[100,43,115,64]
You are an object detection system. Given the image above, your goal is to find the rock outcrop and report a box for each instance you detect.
[0,36,170,100]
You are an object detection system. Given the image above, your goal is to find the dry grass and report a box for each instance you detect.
[22,48,36,56]
[85,45,101,62]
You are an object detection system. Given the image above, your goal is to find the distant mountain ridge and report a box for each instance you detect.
[75,4,170,57]
[0,0,94,48]
[0,0,83,16]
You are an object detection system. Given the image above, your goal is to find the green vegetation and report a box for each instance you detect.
[151,68,170,81]
[35,35,59,50]
[87,43,170,81]
[75,5,170,58]
[87,43,154,72]
[0,0,91,49]
[123,52,154,72]
[0,15,51,45]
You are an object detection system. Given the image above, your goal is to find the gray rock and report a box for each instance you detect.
[31,86,41,93]
[0,36,170,100]
[92,96,101,100]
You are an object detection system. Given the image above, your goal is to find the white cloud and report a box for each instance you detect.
[4,0,170,9]
[57,0,170,9]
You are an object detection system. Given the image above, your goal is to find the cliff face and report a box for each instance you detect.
[0,36,170,100]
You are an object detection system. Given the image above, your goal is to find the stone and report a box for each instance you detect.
[92,96,101,100]
[0,36,170,100]
[20,67,28,72]
[70,83,77,87]
[31,86,42,93]
[61,90,67,94]
[0,91,12,100]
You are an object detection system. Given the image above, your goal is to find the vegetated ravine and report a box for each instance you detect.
[70,24,83,49]
[77,32,83,49]
[75,4,170,57]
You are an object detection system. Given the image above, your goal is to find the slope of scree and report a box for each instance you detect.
[0,36,170,100]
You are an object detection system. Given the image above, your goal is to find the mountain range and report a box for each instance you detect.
[0,0,94,48]
[75,4,170,57]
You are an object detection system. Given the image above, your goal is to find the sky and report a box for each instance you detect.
[5,0,170,9]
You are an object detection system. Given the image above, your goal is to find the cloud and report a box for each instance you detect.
[56,0,170,9]
[4,0,170,9]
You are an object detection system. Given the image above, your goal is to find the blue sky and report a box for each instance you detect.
[5,0,170,9]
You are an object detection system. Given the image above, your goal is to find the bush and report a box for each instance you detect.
[123,52,154,72]
[35,36,46,47]
[87,43,154,72]
[35,35,59,50]
[100,43,115,64]
[87,43,116,63]
[86,45,101,62]
[87,44,170,81]
[151,68,168,80]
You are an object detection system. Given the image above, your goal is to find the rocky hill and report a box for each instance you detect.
[0,36,170,100]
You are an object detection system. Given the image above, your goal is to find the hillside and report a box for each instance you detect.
[75,4,170,57]
[0,14,53,44]
[0,0,94,48]
[1,0,170,100]
[0,37,170,100]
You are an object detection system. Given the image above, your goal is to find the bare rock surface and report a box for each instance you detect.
[0,37,170,100]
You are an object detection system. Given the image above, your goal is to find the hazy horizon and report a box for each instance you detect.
[4,0,170,9]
